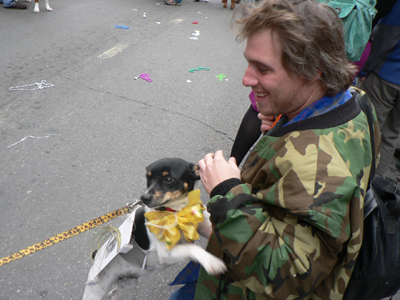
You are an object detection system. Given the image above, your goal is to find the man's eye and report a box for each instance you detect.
[164,176,174,184]
[258,67,269,73]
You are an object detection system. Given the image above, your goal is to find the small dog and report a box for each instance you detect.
[25,0,52,12]
[222,0,240,10]
[82,158,226,300]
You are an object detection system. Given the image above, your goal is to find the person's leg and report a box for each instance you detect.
[378,81,400,177]
[168,262,199,300]
[168,281,197,300]
[358,72,395,130]
[2,0,15,7]
[3,0,27,8]
[358,72,400,177]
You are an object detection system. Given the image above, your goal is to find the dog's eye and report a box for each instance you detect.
[164,176,174,184]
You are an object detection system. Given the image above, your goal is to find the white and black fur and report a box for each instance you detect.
[82,158,226,300]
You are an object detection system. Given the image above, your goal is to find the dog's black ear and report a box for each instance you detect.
[190,163,201,180]
[145,166,151,177]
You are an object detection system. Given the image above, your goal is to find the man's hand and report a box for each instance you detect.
[198,150,241,195]
[258,113,275,133]
[359,76,366,82]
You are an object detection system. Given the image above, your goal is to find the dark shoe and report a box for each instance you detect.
[394,148,400,158]
[5,2,27,9]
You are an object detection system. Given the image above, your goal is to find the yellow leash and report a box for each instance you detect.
[0,202,138,267]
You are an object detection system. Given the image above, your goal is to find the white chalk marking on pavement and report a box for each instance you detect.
[169,18,184,25]
[98,43,129,60]
[8,135,50,148]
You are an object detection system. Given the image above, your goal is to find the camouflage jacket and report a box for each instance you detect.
[195,93,380,300]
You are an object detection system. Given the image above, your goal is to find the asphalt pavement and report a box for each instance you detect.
[0,0,249,299]
[1,0,399,300]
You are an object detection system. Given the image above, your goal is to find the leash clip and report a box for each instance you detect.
[126,199,143,213]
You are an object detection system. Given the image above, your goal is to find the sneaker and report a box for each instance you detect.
[164,0,179,5]
[5,1,27,8]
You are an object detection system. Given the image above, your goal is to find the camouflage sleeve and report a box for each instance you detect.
[206,131,364,298]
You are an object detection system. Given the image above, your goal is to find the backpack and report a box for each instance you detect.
[342,92,400,299]
[317,0,377,62]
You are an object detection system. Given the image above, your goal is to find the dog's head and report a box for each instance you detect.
[140,158,200,210]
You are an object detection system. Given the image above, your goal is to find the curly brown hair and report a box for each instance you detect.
[235,0,357,96]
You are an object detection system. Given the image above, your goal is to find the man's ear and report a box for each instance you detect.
[310,71,323,84]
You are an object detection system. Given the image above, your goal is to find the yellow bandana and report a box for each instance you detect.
[144,189,205,250]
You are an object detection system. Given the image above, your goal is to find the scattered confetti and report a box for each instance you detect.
[187,80,192,83]
[156,22,161,24]
[134,73,153,82]
[189,37,198,40]
[192,21,198,24]
[192,30,200,36]
[143,12,147,18]
[189,66,210,73]
[114,25,129,29]
[216,74,226,81]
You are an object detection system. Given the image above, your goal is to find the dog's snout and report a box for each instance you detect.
[140,194,152,204]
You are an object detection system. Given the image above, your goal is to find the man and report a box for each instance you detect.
[358,0,400,179]
[0,0,27,9]
[196,0,380,299]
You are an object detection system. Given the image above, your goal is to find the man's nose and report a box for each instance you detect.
[242,65,258,87]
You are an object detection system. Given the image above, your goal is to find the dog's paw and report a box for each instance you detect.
[198,253,227,275]
[46,6,52,11]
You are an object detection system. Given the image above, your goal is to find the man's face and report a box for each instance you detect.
[242,29,313,120]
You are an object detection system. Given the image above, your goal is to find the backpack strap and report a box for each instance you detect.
[352,87,376,185]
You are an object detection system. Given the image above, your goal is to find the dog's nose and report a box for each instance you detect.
[140,193,152,204]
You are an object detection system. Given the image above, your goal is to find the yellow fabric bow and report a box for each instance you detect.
[144,189,205,250]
